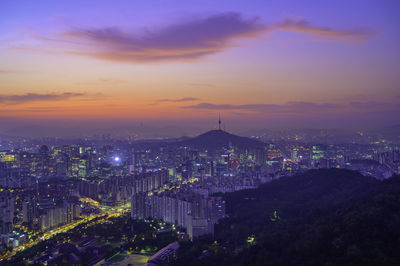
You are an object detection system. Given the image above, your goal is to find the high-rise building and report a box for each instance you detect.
[0,191,15,234]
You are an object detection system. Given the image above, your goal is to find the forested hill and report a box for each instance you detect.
[175,169,400,266]
[175,129,264,150]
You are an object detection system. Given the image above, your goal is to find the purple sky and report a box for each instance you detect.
[0,0,399,137]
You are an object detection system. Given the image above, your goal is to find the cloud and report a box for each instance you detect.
[75,78,125,86]
[32,13,377,63]
[0,69,23,74]
[184,100,400,116]
[158,97,200,103]
[349,101,387,109]
[183,101,341,114]
[0,92,85,104]
[276,18,377,41]
[349,101,400,112]
[56,12,268,63]
[0,107,63,113]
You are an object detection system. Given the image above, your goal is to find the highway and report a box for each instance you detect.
[0,199,131,262]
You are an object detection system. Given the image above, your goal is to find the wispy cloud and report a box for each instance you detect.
[0,92,85,105]
[183,101,341,113]
[276,18,377,41]
[75,78,125,86]
[349,101,386,109]
[184,100,399,115]
[349,101,400,112]
[0,107,64,113]
[158,97,200,103]
[0,69,24,74]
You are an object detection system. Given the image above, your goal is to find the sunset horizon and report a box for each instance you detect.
[1,0,399,138]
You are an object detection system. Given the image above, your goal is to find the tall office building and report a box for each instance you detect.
[0,191,15,234]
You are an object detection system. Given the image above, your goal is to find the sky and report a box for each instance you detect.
[0,0,399,137]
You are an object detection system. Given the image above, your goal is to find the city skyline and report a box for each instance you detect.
[1,0,399,136]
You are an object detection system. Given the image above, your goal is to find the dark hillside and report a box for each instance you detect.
[174,169,400,266]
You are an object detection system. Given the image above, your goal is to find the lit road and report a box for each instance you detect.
[0,199,131,263]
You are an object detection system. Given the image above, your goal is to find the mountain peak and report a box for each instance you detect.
[177,129,264,150]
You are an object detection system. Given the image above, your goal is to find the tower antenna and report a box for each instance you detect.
[218,113,222,130]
